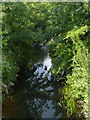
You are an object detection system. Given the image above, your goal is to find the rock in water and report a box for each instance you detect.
[44,66,47,70]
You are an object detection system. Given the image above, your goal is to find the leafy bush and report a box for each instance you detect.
[63,25,88,116]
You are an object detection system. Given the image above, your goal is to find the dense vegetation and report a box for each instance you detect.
[2,2,89,118]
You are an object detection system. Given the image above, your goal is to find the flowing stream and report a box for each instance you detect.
[2,46,67,119]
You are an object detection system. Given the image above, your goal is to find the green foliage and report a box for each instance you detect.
[2,55,19,83]
[45,2,89,116]
[2,2,50,66]
[2,2,51,97]
[47,2,89,77]
[2,2,89,117]
[64,26,88,115]
[64,86,75,116]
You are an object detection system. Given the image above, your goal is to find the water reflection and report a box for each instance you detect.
[24,52,66,118]
[2,47,67,118]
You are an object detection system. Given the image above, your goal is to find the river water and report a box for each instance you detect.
[2,46,67,119]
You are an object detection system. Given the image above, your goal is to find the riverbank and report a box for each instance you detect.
[2,44,44,98]
[2,56,19,99]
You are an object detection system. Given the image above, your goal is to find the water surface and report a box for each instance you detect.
[2,46,67,118]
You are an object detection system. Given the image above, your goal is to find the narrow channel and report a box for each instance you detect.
[2,46,67,119]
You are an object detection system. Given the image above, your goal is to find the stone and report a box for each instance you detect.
[44,66,47,70]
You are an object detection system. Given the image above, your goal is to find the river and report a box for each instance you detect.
[2,46,67,119]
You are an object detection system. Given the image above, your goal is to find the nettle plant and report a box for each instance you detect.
[63,25,88,116]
